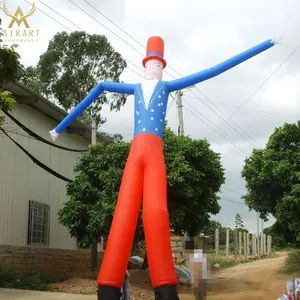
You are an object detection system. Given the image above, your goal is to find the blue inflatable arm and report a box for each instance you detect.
[167,39,277,92]
[49,81,136,140]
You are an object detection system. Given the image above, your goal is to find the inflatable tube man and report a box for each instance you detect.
[50,36,278,300]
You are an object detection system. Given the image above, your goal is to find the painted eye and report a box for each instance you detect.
[157,64,160,67]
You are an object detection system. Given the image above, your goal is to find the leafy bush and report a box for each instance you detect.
[0,267,52,291]
[283,249,300,273]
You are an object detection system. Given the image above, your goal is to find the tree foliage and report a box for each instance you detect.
[18,66,43,95]
[0,18,22,126]
[58,127,225,247]
[242,121,300,239]
[19,31,127,125]
[264,221,300,249]
[202,220,223,237]
[235,213,245,231]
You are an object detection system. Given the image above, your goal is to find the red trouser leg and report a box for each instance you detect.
[97,141,143,287]
[142,135,178,288]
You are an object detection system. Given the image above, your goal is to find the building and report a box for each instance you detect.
[0,82,98,250]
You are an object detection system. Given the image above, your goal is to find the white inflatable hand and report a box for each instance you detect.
[49,129,59,141]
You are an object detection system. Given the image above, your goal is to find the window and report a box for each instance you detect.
[27,200,50,246]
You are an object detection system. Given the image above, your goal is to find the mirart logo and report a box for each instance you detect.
[1,1,40,43]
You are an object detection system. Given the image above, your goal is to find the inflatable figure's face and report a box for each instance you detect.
[144,59,163,80]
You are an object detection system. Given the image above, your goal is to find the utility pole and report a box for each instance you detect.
[176,90,184,136]
[91,119,98,271]
[92,120,97,145]
[176,90,190,253]
[261,219,264,254]
[257,212,260,254]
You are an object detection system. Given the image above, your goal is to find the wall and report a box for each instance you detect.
[171,235,185,265]
[0,104,90,249]
[0,235,189,280]
[0,245,102,280]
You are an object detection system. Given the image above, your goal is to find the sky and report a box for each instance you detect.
[1,0,300,233]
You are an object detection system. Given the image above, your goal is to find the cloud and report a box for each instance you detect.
[260,75,300,110]
[2,0,300,234]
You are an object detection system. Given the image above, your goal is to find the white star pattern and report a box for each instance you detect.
[134,84,168,137]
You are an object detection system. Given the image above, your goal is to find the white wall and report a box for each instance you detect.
[0,104,90,249]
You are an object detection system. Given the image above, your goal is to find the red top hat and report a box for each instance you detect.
[142,36,167,69]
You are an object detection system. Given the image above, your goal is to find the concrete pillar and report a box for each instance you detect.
[215,228,219,255]
[252,234,256,256]
[238,231,242,257]
[225,228,230,257]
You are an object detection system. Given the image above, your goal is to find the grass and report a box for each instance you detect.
[208,256,240,270]
[208,252,279,271]
[0,266,53,291]
[283,249,300,274]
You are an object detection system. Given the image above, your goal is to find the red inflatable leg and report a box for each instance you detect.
[97,143,143,287]
[143,135,177,288]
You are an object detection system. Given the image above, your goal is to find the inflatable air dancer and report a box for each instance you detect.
[50,36,278,300]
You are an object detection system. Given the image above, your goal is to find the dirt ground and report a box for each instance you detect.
[51,252,297,300]
[193,252,292,300]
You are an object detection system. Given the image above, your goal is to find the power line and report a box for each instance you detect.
[79,0,263,148]
[82,0,187,81]
[183,104,250,155]
[209,101,299,117]
[222,187,244,196]
[0,125,250,199]
[25,0,257,155]
[29,0,177,121]
[188,88,259,148]
[0,126,133,146]
[0,128,73,182]
[65,0,145,74]
[2,110,89,152]
[221,198,246,205]
[24,0,144,79]
[206,41,300,138]
[1,125,247,203]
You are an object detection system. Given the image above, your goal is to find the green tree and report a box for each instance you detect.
[202,220,222,236]
[19,31,127,125]
[58,127,225,248]
[18,66,44,95]
[99,131,124,144]
[242,121,300,239]
[0,19,22,126]
[202,220,223,251]
[235,213,244,231]
[264,223,286,249]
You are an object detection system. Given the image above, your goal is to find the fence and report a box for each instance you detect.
[211,229,272,258]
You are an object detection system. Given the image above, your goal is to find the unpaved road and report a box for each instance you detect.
[182,252,291,300]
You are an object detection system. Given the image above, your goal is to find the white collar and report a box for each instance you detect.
[141,80,159,109]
